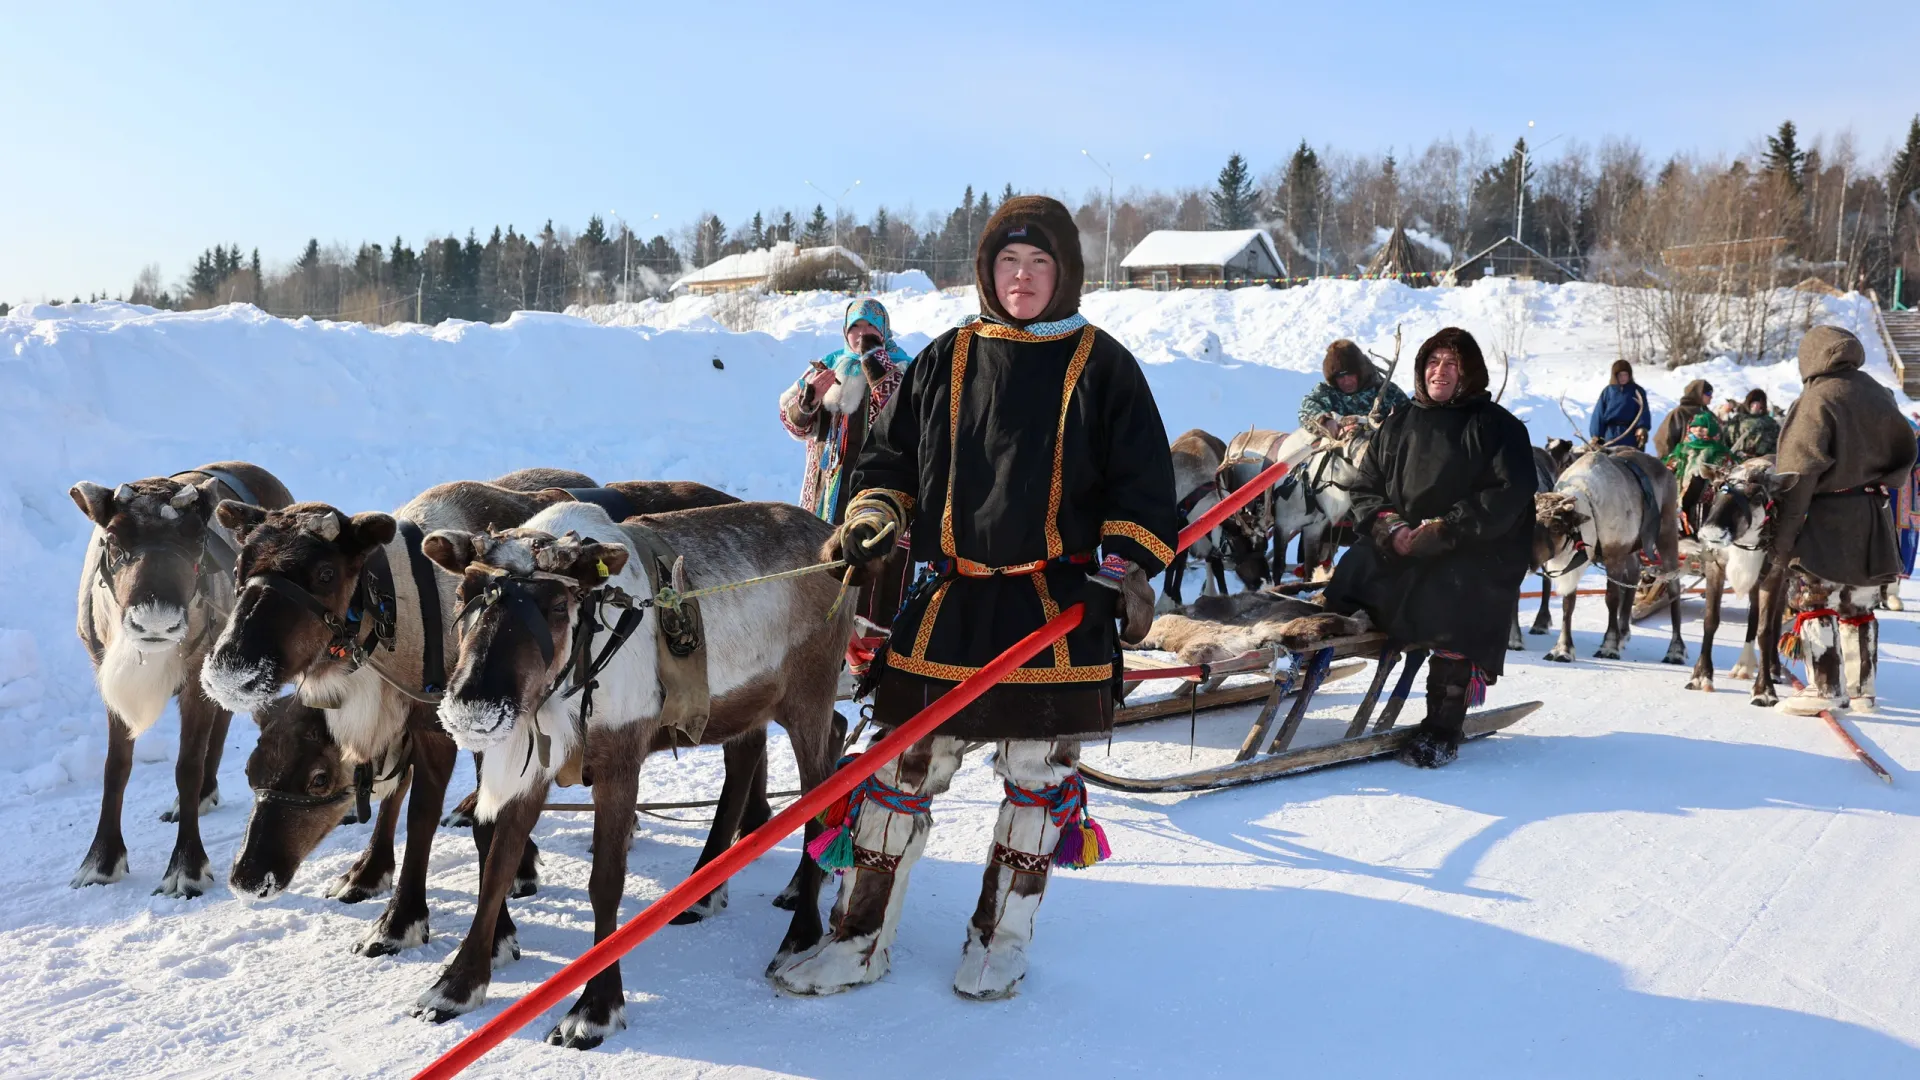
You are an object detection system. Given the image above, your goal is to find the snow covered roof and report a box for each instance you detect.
[1120,230,1286,275]
[670,241,867,291]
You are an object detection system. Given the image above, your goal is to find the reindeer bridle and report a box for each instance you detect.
[245,566,396,671]
[250,731,412,825]
[452,563,648,773]
[1709,478,1776,552]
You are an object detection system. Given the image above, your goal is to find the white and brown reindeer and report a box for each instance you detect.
[1691,457,1795,703]
[415,499,848,1049]
[1273,426,1371,583]
[1217,427,1319,584]
[1534,449,1687,665]
[204,471,734,958]
[1161,428,1267,609]
[1510,438,1577,648]
[69,462,294,897]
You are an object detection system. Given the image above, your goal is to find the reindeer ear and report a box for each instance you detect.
[346,512,397,554]
[70,482,116,525]
[217,500,269,535]
[423,530,482,574]
[534,487,579,505]
[584,543,629,580]
[1770,471,1799,494]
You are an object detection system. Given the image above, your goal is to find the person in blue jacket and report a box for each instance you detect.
[1589,359,1650,449]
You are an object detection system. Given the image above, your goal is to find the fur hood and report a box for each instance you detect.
[973,195,1085,328]
[1411,326,1489,407]
[1679,379,1713,408]
[1323,339,1376,386]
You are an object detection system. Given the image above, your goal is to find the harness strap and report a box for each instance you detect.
[395,519,445,695]
[560,487,638,522]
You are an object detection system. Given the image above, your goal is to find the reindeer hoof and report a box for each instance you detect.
[547,1001,626,1051]
[1750,692,1779,708]
[1594,647,1621,660]
[1544,649,1573,663]
[353,916,428,958]
[70,849,129,889]
[410,973,485,1024]
[1662,650,1688,666]
[1685,677,1715,692]
[1528,625,1549,636]
[510,875,538,900]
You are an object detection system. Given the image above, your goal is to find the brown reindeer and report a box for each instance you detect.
[414,499,848,1049]
[69,462,292,897]
[1691,457,1795,703]
[205,472,734,959]
[1162,429,1265,607]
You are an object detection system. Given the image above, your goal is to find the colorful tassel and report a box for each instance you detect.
[1053,816,1112,869]
[807,825,854,872]
[1779,608,1839,661]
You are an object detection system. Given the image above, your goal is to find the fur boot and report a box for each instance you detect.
[1400,655,1472,768]
[769,735,964,996]
[1840,593,1880,712]
[1778,610,1848,716]
[953,739,1080,1001]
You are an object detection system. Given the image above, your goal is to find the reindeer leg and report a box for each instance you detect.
[549,726,641,1050]
[412,782,544,1024]
[155,672,218,898]
[1508,607,1525,651]
[1530,573,1553,634]
[1595,574,1624,659]
[1687,559,1723,687]
[1663,571,1689,665]
[72,708,135,887]
[356,723,453,957]
[1209,552,1229,596]
[166,704,231,821]
[1729,580,1761,680]
[439,752,481,829]
[1545,590,1577,662]
[768,693,840,974]
[1751,567,1784,706]
[328,766,409,903]
[672,729,762,925]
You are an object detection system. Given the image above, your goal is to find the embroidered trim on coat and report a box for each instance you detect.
[1045,327,1097,559]
[888,652,1114,684]
[1101,520,1176,567]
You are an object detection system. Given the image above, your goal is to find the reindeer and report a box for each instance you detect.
[415,499,847,1049]
[69,463,292,897]
[1272,426,1372,583]
[1218,428,1318,584]
[1691,457,1796,703]
[1510,438,1576,648]
[1162,429,1266,608]
[1534,449,1686,665]
[204,472,732,958]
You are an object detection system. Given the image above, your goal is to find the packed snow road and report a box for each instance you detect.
[1,285,1915,1077]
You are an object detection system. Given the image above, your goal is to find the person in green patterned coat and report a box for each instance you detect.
[1728,388,1780,460]
[1297,339,1411,435]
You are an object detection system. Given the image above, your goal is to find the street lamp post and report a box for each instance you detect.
[1515,121,1565,243]
[1081,150,1150,289]
[804,178,861,250]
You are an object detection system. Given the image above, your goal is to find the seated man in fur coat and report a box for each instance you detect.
[1322,327,1537,768]
[771,195,1178,1002]
[1298,338,1411,436]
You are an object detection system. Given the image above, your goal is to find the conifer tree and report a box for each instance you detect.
[804,204,829,246]
[749,212,766,249]
[1209,153,1258,229]
[1764,120,1806,194]
[1888,115,1920,211]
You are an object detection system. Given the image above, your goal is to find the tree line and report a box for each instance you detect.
[84,116,1920,322]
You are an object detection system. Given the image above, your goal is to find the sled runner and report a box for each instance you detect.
[1084,632,1541,794]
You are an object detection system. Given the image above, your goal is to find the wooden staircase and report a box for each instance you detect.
[1882,308,1920,399]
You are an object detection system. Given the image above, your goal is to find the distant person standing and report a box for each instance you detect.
[1298,339,1411,435]
[1728,389,1780,461]
[779,297,914,523]
[1588,359,1650,449]
[1770,327,1916,715]
[1653,378,1714,458]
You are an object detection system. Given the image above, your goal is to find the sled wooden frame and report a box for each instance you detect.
[1083,631,1542,794]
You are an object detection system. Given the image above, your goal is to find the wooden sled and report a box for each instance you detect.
[1085,632,1541,794]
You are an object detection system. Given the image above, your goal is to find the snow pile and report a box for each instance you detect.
[1,284,1918,1077]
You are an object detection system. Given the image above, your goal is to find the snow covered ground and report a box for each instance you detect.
[1,281,1916,1078]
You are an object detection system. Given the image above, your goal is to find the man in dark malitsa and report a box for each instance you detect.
[1322,327,1538,768]
[1770,326,1916,715]
[1728,388,1780,461]
[770,195,1180,1002]
[1588,359,1650,450]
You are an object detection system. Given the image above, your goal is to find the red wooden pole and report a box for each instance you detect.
[411,460,1291,1078]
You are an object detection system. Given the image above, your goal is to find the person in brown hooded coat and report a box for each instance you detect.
[1297,338,1412,432]
[1770,326,1916,714]
[1323,327,1537,767]
[1653,378,1714,458]
[771,195,1180,1002]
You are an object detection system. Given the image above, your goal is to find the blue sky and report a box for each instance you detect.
[0,1,1908,303]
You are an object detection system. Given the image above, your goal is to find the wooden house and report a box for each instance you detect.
[1119,229,1287,290]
